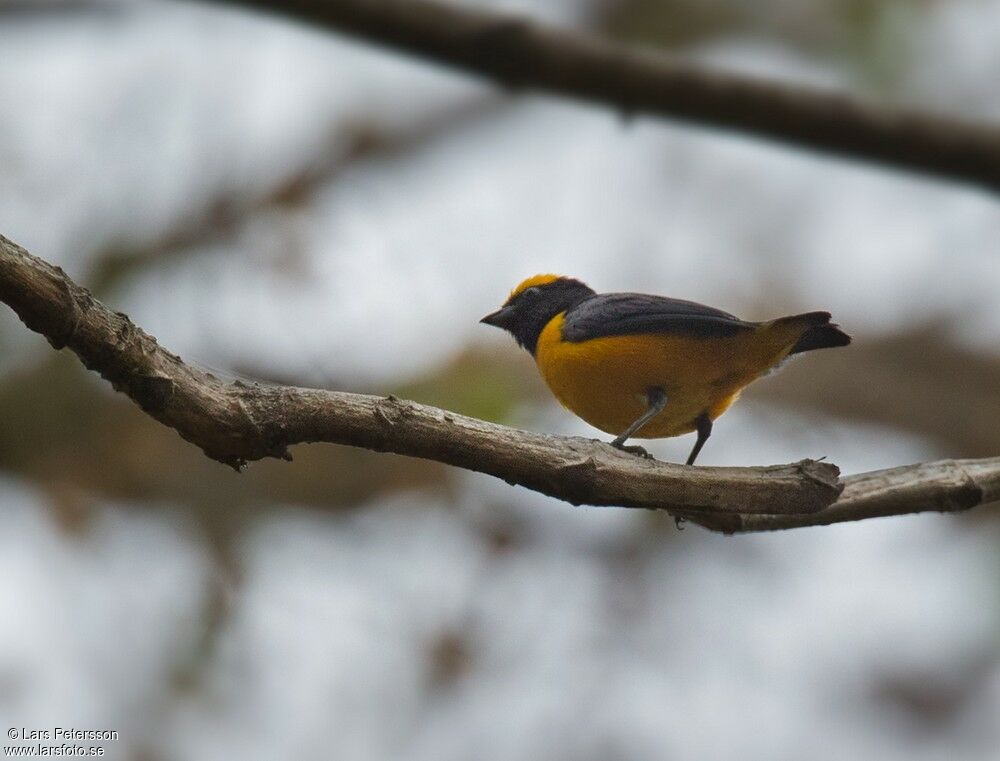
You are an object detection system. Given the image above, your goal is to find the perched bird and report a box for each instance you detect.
[481,274,850,465]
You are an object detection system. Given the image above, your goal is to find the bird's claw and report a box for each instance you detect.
[612,443,654,460]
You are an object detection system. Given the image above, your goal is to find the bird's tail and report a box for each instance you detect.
[771,311,852,355]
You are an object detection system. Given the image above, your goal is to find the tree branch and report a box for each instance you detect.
[688,457,1000,532]
[210,0,1000,193]
[2,233,998,531]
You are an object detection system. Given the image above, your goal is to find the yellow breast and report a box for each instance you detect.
[534,313,799,438]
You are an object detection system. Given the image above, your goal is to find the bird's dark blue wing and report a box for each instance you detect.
[560,293,755,342]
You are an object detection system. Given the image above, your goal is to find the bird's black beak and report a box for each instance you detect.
[480,306,513,328]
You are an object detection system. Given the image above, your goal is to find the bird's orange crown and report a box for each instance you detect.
[506,273,563,304]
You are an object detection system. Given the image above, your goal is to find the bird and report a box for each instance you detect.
[480,274,850,465]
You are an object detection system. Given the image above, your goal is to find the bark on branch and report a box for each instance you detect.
[211,0,1000,193]
[2,233,998,531]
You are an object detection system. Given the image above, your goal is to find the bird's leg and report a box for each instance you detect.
[685,412,713,465]
[610,387,667,458]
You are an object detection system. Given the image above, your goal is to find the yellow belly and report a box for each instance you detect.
[534,313,799,438]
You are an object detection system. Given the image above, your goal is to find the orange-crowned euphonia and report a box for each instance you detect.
[481,274,850,465]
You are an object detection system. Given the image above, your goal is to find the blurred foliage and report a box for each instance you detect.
[760,322,1000,459]
[392,347,539,424]
[0,352,447,530]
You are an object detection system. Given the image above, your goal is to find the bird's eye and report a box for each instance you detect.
[522,286,542,301]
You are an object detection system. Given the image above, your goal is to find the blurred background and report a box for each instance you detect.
[1,0,999,758]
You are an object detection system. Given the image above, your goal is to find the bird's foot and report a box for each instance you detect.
[611,442,654,460]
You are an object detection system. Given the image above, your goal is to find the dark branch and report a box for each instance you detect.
[210,0,1000,193]
[2,233,998,531]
